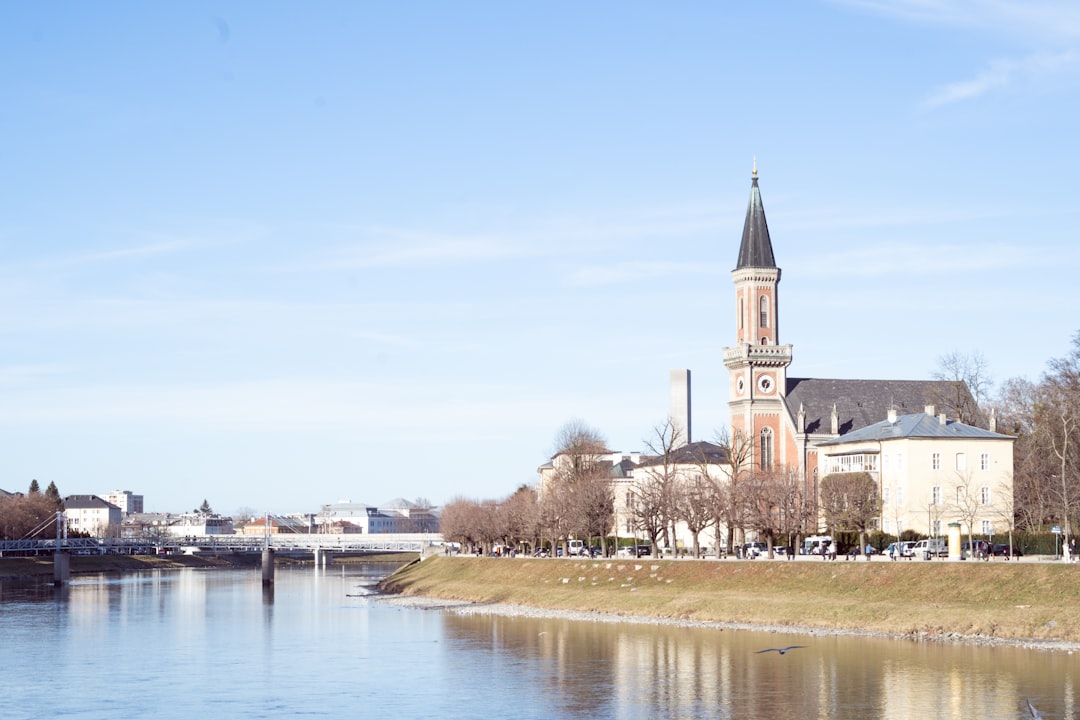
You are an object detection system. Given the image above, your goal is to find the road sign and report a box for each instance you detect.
[1053,526,1062,534]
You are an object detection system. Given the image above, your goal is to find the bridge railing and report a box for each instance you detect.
[0,533,440,556]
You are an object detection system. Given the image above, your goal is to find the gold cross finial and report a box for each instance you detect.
[752,156,758,179]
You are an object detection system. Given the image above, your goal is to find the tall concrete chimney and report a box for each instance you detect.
[670,369,691,446]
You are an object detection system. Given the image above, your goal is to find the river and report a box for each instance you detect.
[0,563,1075,719]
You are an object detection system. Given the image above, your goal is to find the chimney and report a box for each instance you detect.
[887,408,897,424]
[925,404,935,416]
[797,403,806,434]
[939,413,947,426]
[989,408,997,433]
[830,404,839,435]
[669,369,691,446]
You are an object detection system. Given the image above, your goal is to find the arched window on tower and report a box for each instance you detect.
[760,427,774,471]
[759,295,769,329]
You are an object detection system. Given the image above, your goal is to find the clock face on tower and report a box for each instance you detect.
[757,374,774,394]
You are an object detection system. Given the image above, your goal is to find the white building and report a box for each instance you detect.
[101,490,144,516]
[817,407,1015,537]
[64,495,122,537]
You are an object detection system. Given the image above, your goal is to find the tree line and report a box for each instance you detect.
[0,479,64,540]
[440,331,1080,558]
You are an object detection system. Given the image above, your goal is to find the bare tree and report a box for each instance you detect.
[544,420,611,554]
[634,419,684,555]
[931,351,992,425]
[712,427,754,555]
[819,472,880,554]
[950,469,985,557]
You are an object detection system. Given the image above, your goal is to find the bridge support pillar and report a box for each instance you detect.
[261,548,275,585]
[53,551,70,585]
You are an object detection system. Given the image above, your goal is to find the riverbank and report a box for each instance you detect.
[377,555,1080,649]
[0,552,416,579]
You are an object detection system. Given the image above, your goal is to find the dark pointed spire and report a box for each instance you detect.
[735,159,776,269]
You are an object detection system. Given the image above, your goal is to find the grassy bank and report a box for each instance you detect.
[378,555,1080,643]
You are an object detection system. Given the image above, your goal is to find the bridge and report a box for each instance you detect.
[0,533,440,558]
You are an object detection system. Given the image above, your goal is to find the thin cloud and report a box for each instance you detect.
[563,261,722,288]
[798,240,1034,277]
[923,49,1080,107]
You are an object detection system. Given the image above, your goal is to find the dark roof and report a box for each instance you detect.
[63,494,119,510]
[818,411,1013,446]
[785,378,977,437]
[735,169,776,270]
[635,441,729,468]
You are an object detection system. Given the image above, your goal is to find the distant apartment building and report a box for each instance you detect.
[63,495,122,537]
[315,499,438,534]
[101,490,144,516]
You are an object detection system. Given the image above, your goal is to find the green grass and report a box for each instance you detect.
[378,555,1080,643]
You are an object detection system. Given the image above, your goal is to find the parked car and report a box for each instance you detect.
[912,538,948,559]
[742,541,767,558]
[961,540,992,559]
[992,544,1021,557]
[567,540,587,556]
[884,541,915,559]
[617,545,652,558]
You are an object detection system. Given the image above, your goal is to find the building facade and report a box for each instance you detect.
[721,167,1014,537]
[63,494,122,537]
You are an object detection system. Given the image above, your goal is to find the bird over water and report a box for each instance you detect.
[756,646,806,655]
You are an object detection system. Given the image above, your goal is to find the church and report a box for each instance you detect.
[722,166,1014,539]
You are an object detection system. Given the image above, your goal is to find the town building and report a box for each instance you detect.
[818,406,1014,538]
[314,499,439,534]
[63,494,122,537]
[101,490,144,516]
[721,166,1014,537]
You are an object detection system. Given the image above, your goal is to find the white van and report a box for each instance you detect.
[803,535,833,555]
[567,540,586,556]
[912,538,948,559]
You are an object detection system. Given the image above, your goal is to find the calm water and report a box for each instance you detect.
[0,564,1077,719]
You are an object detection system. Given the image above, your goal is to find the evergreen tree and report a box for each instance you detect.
[28,479,40,494]
[44,481,62,509]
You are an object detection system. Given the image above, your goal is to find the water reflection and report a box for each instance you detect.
[1,567,1077,720]
[442,612,1080,720]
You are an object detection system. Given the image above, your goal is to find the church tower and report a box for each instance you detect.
[722,164,794,471]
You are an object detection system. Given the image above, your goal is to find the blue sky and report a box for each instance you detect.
[2,1,1078,515]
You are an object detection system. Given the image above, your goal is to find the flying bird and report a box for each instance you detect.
[1027,699,1042,719]
[755,645,806,655]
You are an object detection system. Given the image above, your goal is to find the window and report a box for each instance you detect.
[759,295,769,328]
[982,520,993,534]
[760,427,774,470]
[956,487,965,503]
[826,453,879,474]
[882,487,891,505]
[932,453,940,470]
[980,453,990,471]
[980,486,991,505]
[931,486,941,506]
[896,453,903,471]
[955,453,967,471]
[896,486,904,505]
[739,298,744,330]
[931,520,941,536]
[883,454,890,471]
[884,519,892,534]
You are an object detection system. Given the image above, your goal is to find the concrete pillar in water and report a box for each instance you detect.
[261,548,275,584]
[53,551,70,585]
[313,547,322,567]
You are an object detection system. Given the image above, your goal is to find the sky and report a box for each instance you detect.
[2,1,1079,516]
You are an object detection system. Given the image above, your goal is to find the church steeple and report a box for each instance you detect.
[736,160,777,270]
